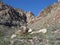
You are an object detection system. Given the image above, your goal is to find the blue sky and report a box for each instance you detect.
[3,0,58,16]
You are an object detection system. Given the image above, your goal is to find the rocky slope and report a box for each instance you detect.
[0,1,35,35]
[0,1,36,45]
[0,1,60,45]
[28,3,58,30]
[27,2,60,45]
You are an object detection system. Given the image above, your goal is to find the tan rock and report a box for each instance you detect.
[26,11,35,23]
[30,29,47,34]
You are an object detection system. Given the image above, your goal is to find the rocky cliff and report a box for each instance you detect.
[28,3,58,30]
[0,1,60,45]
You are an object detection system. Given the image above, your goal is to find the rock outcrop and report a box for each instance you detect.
[28,3,58,30]
[26,11,35,23]
[0,1,35,36]
[0,2,27,27]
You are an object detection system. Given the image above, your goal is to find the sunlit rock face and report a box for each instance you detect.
[28,3,58,30]
[26,11,35,24]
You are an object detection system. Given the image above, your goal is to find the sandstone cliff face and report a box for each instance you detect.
[27,2,60,45]
[28,3,58,30]
[38,3,57,17]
